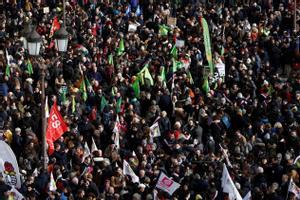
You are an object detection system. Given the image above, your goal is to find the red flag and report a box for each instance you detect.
[49,16,60,38]
[46,102,68,155]
[48,40,55,49]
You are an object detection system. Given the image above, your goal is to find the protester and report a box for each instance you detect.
[0,0,300,199]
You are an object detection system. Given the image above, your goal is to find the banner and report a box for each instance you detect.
[123,160,140,183]
[201,18,214,74]
[156,172,180,195]
[0,141,21,189]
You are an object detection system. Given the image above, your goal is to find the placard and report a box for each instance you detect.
[167,17,177,27]
[43,7,50,14]
[128,24,138,32]
[175,40,185,48]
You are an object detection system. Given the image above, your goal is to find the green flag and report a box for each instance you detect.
[137,63,149,85]
[144,67,154,86]
[172,58,184,73]
[111,86,117,96]
[201,18,214,74]
[170,45,178,59]
[187,71,194,85]
[116,97,122,113]
[72,96,76,113]
[202,77,210,94]
[176,60,183,70]
[116,38,125,56]
[5,64,10,78]
[27,59,33,75]
[108,53,114,65]
[132,79,140,98]
[79,76,88,101]
[85,77,95,95]
[161,67,166,82]
[172,58,177,73]
[100,96,108,112]
[221,46,225,57]
[5,49,12,77]
[159,24,170,36]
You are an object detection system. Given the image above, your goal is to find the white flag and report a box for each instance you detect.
[150,122,161,138]
[123,160,139,183]
[49,172,57,191]
[0,141,21,189]
[293,155,300,165]
[6,49,12,65]
[32,168,38,177]
[288,178,300,199]
[9,187,24,200]
[113,115,120,149]
[156,172,180,196]
[153,189,159,200]
[45,96,50,118]
[243,191,251,200]
[82,142,91,162]
[221,164,242,200]
[132,151,136,157]
[91,137,98,153]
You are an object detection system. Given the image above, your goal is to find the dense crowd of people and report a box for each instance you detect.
[0,0,300,199]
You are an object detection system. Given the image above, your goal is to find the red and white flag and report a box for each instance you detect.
[155,172,180,196]
[49,16,60,38]
[46,102,68,155]
[288,178,300,199]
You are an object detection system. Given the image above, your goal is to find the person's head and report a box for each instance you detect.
[161,111,167,117]
[116,167,122,176]
[55,143,61,151]
[138,183,146,192]
[77,189,85,198]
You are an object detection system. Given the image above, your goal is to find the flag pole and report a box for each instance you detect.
[63,0,66,26]
[41,62,48,171]
[285,178,291,200]
[295,0,297,31]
